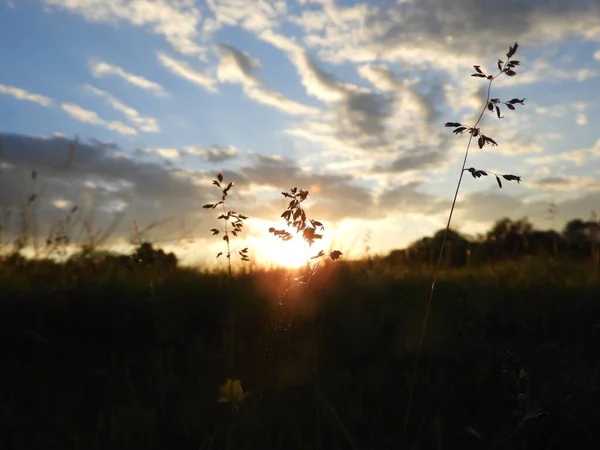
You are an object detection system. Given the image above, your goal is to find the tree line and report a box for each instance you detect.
[386,217,600,267]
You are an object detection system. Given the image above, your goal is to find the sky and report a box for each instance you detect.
[1,0,599,267]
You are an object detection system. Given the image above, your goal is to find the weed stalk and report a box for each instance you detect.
[402,42,526,442]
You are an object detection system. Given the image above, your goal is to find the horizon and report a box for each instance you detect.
[1,0,599,267]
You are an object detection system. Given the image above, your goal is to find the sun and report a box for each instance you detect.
[258,235,312,269]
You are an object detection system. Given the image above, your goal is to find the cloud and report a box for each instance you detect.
[91,61,166,96]
[453,191,530,226]
[205,0,286,35]
[294,50,350,103]
[375,148,448,174]
[185,145,239,163]
[42,0,205,55]
[239,155,374,221]
[157,52,217,92]
[377,181,445,215]
[258,29,444,168]
[454,190,600,234]
[478,130,545,156]
[216,44,319,115]
[136,147,182,160]
[61,103,137,136]
[358,64,401,92]
[500,57,598,87]
[61,103,104,124]
[84,85,159,133]
[154,148,181,159]
[0,133,214,246]
[289,0,600,69]
[0,83,53,106]
[530,176,600,192]
[595,50,600,61]
[525,139,600,167]
[259,30,352,102]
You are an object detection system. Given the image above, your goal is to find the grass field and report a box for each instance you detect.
[0,255,598,450]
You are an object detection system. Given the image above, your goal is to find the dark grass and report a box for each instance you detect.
[0,257,599,449]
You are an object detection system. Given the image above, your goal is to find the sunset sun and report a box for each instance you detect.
[258,235,312,269]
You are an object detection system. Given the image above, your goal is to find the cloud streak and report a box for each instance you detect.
[61,103,137,136]
[42,0,205,55]
[157,52,217,92]
[84,84,160,133]
[185,145,239,163]
[216,44,319,115]
[91,61,166,96]
[0,83,53,106]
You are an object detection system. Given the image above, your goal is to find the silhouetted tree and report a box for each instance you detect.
[132,242,178,268]
[563,218,600,259]
[384,215,600,267]
[486,217,533,259]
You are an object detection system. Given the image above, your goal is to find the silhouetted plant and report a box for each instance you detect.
[404,42,527,439]
[45,205,79,259]
[269,187,342,264]
[13,170,39,255]
[267,187,351,449]
[499,351,546,444]
[203,172,249,275]
[203,172,249,427]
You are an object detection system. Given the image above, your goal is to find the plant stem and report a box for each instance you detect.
[221,202,234,375]
[402,72,499,441]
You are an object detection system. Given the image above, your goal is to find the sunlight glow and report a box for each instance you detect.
[258,235,314,269]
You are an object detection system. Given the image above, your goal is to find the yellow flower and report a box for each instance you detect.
[218,378,249,411]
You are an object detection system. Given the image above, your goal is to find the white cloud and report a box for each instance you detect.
[155,148,180,159]
[531,176,600,192]
[216,44,262,85]
[61,103,103,124]
[0,83,53,106]
[259,30,349,102]
[84,84,159,133]
[61,103,137,135]
[91,61,166,96]
[289,0,600,70]
[526,140,600,167]
[570,101,588,112]
[205,0,285,34]
[216,44,319,115]
[358,64,400,92]
[259,30,443,171]
[42,0,205,55]
[185,144,239,162]
[157,52,217,92]
[136,147,182,159]
[595,50,600,60]
[561,149,588,165]
[499,58,598,87]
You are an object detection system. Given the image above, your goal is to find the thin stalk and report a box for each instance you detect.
[402,70,501,441]
[221,202,235,375]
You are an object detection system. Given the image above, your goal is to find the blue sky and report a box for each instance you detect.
[1,0,599,266]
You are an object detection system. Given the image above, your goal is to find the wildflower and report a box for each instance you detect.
[218,378,249,412]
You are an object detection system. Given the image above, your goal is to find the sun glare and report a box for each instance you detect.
[259,235,312,269]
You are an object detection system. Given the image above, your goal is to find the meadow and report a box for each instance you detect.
[0,251,599,450]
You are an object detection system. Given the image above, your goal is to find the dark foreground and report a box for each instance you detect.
[0,257,598,450]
